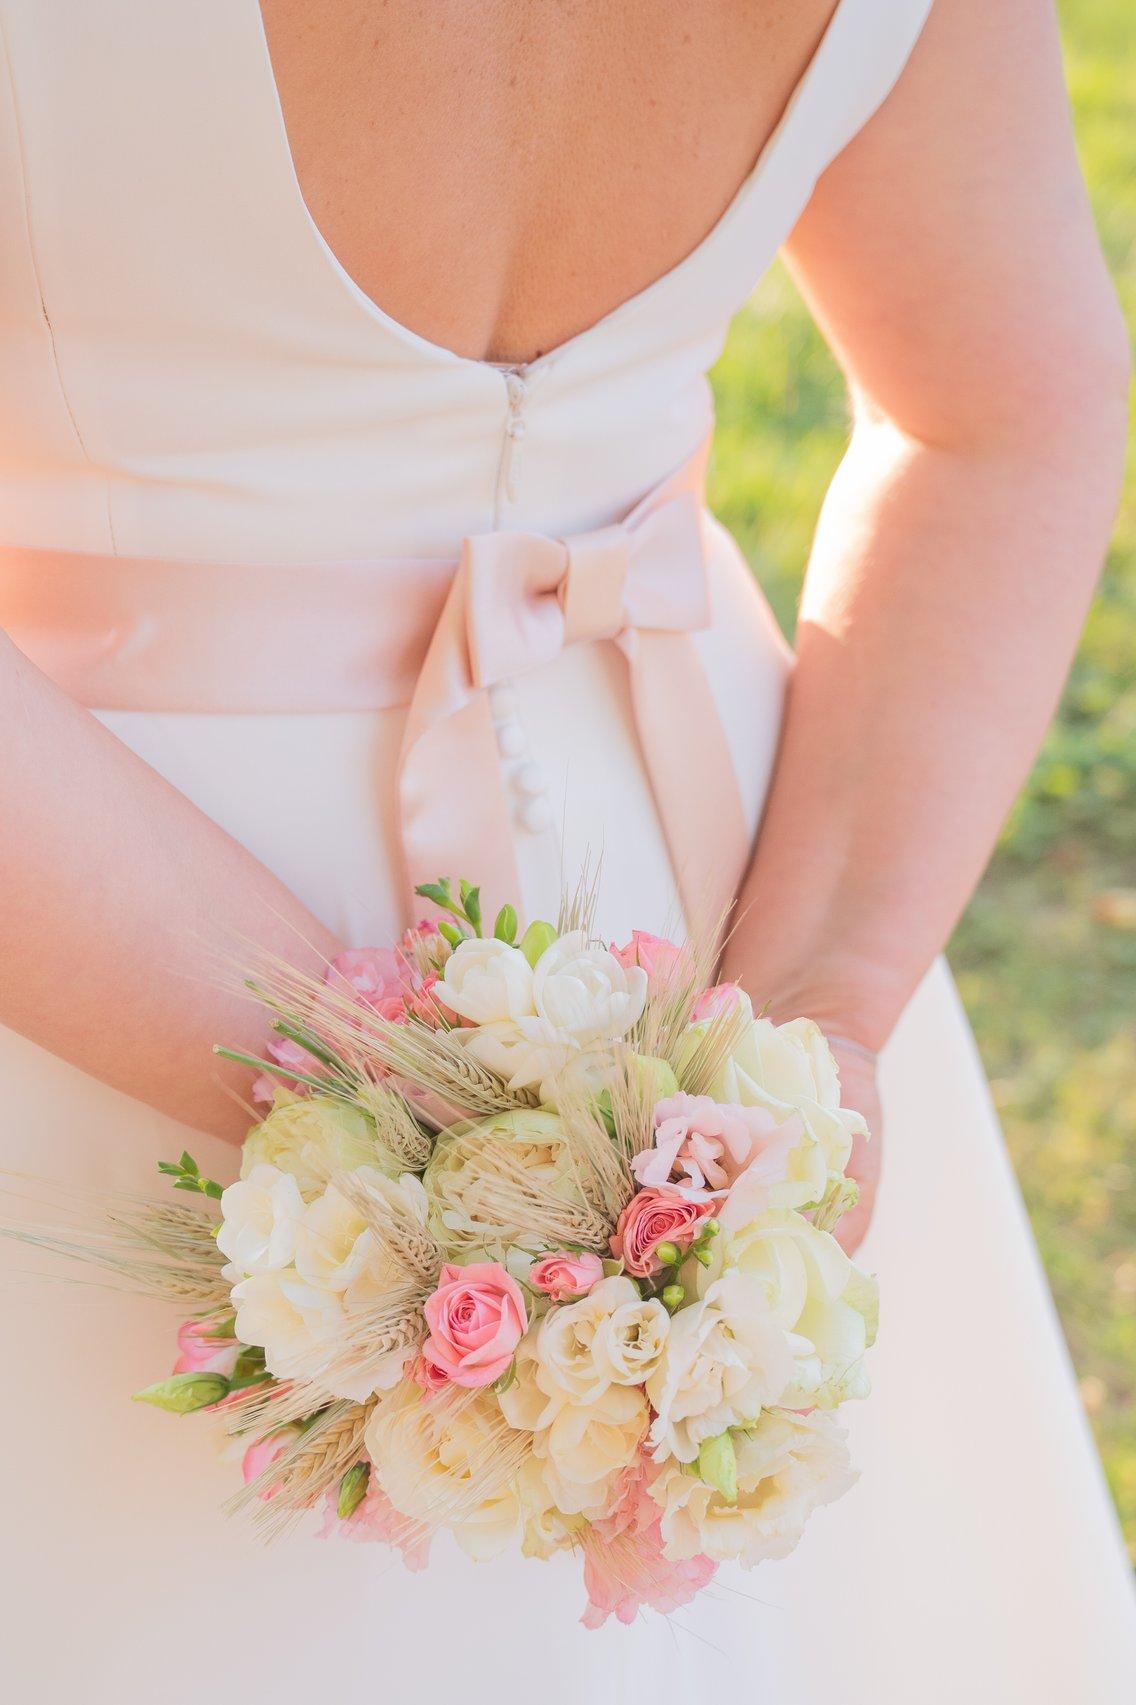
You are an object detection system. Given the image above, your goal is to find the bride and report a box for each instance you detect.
[1,1,1134,1699]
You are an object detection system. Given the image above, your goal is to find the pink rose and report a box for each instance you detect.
[421,1262,528,1389]
[408,1351,451,1393]
[328,946,413,1008]
[632,1091,790,1195]
[173,1319,242,1379]
[240,1426,300,1500]
[529,1250,605,1302]
[609,931,687,983]
[610,1186,715,1277]
[691,981,747,1021]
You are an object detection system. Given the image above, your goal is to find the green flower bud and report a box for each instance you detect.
[694,1245,714,1267]
[132,1372,230,1414]
[697,1430,738,1504]
[702,1218,720,1238]
[336,1460,370,1521]
[654,1241,681,1268]
[661,1282,685,1311]
[518,919,558,967]
[493,904,518,944]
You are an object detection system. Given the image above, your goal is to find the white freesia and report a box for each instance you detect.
[536,1276,669,1403]
[682,1007,866,1209]
[653,1410,856,1566]
[229,1266,341,1381]
[532,929,647,1046]
[457,1016,579,1095]
[442,937,535,1024]
[690,1208,877,1406]
[293,1182,373,1294]
[646,1270,796,1462]
[217,1164,304,1275]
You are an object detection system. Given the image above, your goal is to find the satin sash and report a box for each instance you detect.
[0,436,749,924]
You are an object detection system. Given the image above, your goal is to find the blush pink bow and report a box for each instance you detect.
[397,442,749,926]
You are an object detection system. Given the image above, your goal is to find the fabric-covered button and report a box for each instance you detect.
[519,796,552,835]
[495,721,526,759]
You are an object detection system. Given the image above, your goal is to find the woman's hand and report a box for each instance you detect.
[827,1039,881,1257]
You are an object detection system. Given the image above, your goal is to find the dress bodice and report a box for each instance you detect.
[0,0,932,561]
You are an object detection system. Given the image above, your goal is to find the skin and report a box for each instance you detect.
[0,3,1129,1224]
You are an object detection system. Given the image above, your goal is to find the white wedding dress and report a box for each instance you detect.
[1,2,1134,1700]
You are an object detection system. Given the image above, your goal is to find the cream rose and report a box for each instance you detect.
[217,1164,305,1275]
[423,1109,579,1257]
[680,1011,866,1209]
[441,937,536,1025]
[532,930,647,1047]
[690,1208,877,1407]
[646,1271,795,1462]
[240,1093,392,1200]
[365,1380,521,1559]
[653,1410,856,1566]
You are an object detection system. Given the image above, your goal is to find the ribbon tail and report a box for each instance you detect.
[624,630,752,941]
[396,562,524,928]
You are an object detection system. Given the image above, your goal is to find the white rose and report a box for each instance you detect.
[217,1164,305,1275]
[516,1457,584,1559]
[646,1270,795,1463]
[532,930,647,1046]
[682,1013,866,1209]
[230,1266,341,1381]
[294,1182,372,1294]
[691,1208,877,1407]
[442,938,535,1024]
[653,1409,856,1567]
[536,1275,667,1403]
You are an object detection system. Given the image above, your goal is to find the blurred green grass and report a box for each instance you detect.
[707,0,1135,1559]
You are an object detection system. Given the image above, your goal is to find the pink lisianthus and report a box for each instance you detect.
[172,1319,242,1379]
[421,1262,528,1388]
[610,1186,715,1277]
[632,1090,792,1196]
[609,930,687,984]
[691,980,747,1021]
[240,1426,300,1500]
[327,947,414,1021]
[580,1457,716,1629]
[318,1473,432,1571]
[529,1250,605,1302]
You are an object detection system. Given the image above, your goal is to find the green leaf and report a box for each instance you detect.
[132,1373,230,1414]
[179,1151,199,1176]
[493,904,518,944]
[462,885,482,932]
[202,1180,224,1200]
[157,1160,182,1176]
[697,1431,738,1504]
[438,920,466,949]
[336,1460,370,1521]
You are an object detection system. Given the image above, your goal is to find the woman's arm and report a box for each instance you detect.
[722,0,1130,1239]
[0,633,342,1138]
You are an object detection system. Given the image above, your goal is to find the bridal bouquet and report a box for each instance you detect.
[18,877,876,1628]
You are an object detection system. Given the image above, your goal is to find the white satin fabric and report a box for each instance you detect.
[0,3,1134,1701]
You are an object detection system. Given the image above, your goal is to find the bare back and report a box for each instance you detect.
[258,0,840,365]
